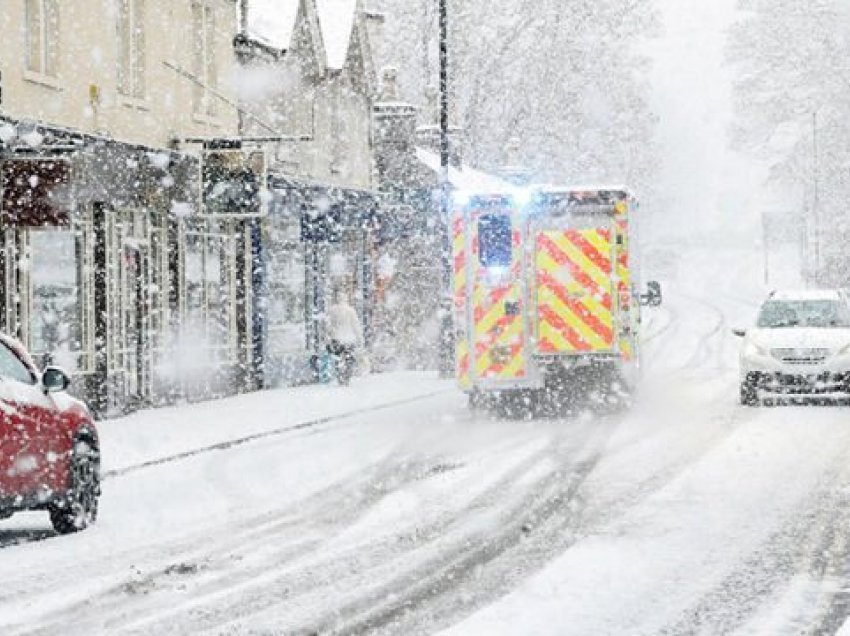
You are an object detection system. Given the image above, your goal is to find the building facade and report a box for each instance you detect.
[0,0,257,416]
[237,0,381,386]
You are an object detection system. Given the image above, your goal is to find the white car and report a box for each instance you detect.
[735,289,850,405]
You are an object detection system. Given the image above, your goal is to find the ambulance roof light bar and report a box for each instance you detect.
[452,187,536,209]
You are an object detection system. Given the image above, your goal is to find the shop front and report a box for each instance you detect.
[260,177,380,387]
[0,120,245,416]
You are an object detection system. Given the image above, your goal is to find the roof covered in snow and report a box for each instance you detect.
[315,0,358,70]
[248,0,300,49]
[415,148,512,193]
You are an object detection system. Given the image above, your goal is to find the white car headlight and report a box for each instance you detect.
[744,341,768,358]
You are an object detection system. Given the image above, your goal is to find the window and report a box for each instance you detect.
[266,221,306,357]
[0,342,36,385]
[25,0,59,77]
[28,230,86,371]
[118,0,146,99]
[478,215,513,268]
[192,1,218,117]
[757,300,850,329]
[184,229,237,364]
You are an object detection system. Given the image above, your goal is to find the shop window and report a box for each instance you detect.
[27,229,88,371]
[266,221,306,356]
[184,229,237,366]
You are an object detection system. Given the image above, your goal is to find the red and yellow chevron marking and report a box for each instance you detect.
[615,217,633,361]
[456,337,471,388]
[471,224,526,381]
[452,216,466,309]
[535,229,615,354]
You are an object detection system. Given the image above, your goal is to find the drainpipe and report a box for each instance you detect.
[239,0,249,34]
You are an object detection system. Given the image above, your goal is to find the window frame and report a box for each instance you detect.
[477,214,513,268]
[0,340,37,386]
[117,0,147,100]
[24,0,59,79]
[191,0,218,118]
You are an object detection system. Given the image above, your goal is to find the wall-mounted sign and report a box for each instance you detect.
[1,158,72,226]
[201,148,268,218]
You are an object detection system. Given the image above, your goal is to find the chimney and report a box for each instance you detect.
[365,10,386,67]
[373,67,419,190]
[380,67,400,102]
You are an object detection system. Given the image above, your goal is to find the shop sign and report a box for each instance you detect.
[1,158,72,226]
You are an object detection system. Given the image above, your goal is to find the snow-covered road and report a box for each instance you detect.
[4,244,850,635]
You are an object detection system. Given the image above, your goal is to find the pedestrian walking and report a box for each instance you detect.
[327,288,364,385]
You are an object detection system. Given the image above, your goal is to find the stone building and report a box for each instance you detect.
[237,0,382,385]
[0,0,257,415]
[372,68,510,370]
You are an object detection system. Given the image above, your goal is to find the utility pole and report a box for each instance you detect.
[437,0,453,378]
[762,209,769,286]
[439,0,450,218]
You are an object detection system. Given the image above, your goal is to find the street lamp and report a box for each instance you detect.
[439,0,449,193]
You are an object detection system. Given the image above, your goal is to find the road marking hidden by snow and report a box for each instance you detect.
[102,389,451,480]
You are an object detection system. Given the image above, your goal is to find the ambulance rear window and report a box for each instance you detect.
[478,214,512,267]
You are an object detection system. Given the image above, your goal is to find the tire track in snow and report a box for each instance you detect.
[213,417,619,636]
[0,394,460,623]
[312,294,745,634]
[10,416,590,635]
[658,431,850,636]
[297,396,758,635]
[197,290,737,633]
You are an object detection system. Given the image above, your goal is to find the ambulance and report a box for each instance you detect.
[451,186,661,409]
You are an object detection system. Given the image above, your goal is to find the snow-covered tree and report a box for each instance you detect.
[373,0,659,192]
[729,0,850,284]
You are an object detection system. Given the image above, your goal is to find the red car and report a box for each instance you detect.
[0,333,100,534]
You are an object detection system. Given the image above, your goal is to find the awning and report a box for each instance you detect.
[267,174,381,242]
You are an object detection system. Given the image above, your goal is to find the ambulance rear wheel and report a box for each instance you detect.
[468,388,485,410]
[495,390,535,419]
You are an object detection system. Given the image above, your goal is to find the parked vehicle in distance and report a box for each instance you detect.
[0,333,99,533]
[734,289,850,405]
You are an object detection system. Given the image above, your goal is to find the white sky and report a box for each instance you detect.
[249,0,357,69]
[646,0,767,244]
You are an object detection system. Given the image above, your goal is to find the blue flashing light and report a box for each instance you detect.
[511,188,534,208]
[452,189,474,207]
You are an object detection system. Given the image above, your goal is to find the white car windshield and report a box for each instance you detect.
[756,300,850,329]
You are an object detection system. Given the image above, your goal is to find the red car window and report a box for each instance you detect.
[0,341,37,385]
